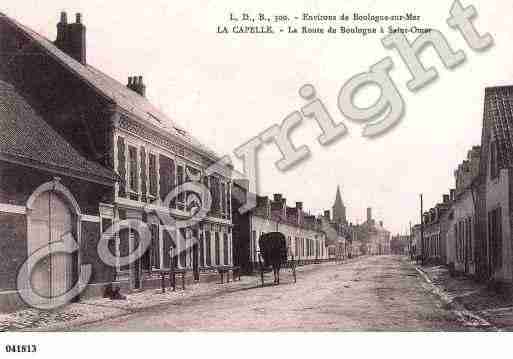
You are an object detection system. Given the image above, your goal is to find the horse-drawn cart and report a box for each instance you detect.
[257,232,296,287]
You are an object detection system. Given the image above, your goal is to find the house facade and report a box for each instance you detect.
[0,11,232,310]
[444,148,480,275]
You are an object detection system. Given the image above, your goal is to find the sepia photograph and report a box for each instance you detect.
[0,0,512,357]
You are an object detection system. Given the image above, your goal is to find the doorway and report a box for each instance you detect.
[28,191,74,300]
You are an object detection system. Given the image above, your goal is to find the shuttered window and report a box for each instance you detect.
[128,146,138,193]
[117,137,126,197]
[215,232,220,266]
[148,153,157,197]
[488,207,503,270]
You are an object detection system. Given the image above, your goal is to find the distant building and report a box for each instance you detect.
[356,207,390,255]
[231,184,328,273]
[332,186,347,225]
[390,235,410,255]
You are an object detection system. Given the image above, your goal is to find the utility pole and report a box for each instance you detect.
[420,194,424,265]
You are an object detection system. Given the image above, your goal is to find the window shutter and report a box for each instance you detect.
[140,146,147,202]
[117,137,126,198]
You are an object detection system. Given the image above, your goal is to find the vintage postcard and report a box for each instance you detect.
[0,0,511,357]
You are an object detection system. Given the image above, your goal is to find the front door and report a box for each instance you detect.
[28,191,73,302]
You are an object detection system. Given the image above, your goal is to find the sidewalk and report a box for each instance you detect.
[416,263,513,331]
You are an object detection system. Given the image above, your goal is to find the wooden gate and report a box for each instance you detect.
[28,191,73,302]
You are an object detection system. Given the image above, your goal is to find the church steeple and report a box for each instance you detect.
[332,185,347,224]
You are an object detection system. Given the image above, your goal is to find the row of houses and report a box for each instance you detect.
[413,85,513,290]
[0,12,340,311]
[231,186,331,274]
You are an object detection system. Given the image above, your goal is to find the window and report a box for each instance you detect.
[162,229,173,268]
[459,221,464,262]
[226,184,231,219]
[177,165,185,210]
[223,233,229,265]
[454,224,459,262]
[150,224,160,269]
[210,176,220,215]
[185,166,200,212]
[117,137,126,198]
[140,147,147,202]
[128,146,138,193]
[468,217,473,263]
[159,155,175,204]
[149,153,157,197]
[221,182,226,215]
[488,207,502,270]
[490,141,499,179]
[179,228,187,267]
[215,232,220,266]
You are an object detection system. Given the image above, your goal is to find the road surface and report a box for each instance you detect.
[76,255,471,331]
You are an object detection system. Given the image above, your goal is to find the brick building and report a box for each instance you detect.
[0,12,231,310]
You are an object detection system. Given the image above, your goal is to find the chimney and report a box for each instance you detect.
[127,76,146,97]
[56,11,68,43]
[55,12,86,64]
[270,194,286,218]
[367,207,372,223]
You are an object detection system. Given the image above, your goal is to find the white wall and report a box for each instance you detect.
[486,167,511,282]
[250,216,328,263]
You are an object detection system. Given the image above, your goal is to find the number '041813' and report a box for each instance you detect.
[5,345,37,353]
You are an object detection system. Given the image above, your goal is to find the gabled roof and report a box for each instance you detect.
[0,80,117,184]
[484,86,513,169]
[0,13,218,160]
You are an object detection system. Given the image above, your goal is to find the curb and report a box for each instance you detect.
[414,265,499,331]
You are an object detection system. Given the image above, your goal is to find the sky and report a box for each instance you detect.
[3,0,513,234]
